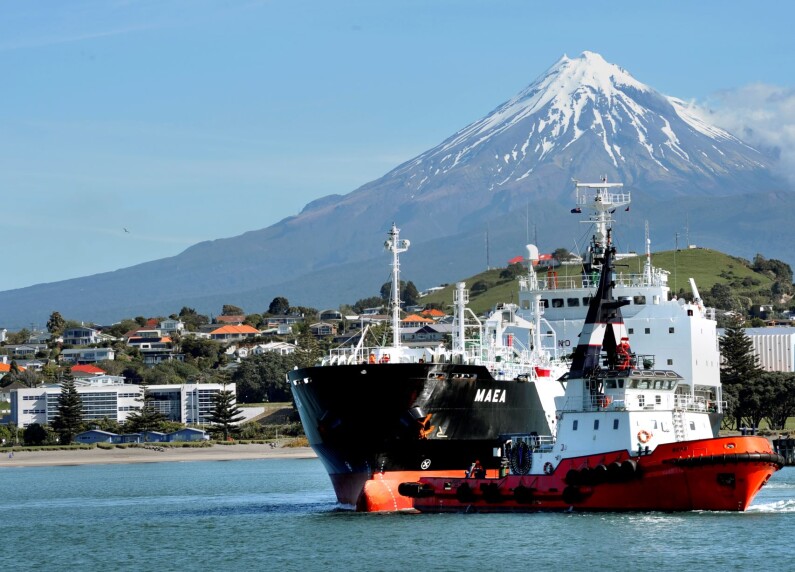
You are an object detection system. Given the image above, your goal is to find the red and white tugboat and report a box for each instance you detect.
[399,226,785,512]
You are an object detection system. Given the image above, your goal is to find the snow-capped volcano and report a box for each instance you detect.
[389,51,771,198]
[0,51,790,327]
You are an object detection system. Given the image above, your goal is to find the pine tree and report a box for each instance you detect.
[208,387,245,441]
[719,316,764,430]
[124,383,167,437]
[51,369,83,445]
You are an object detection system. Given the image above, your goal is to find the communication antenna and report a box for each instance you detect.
[385,223,410,349]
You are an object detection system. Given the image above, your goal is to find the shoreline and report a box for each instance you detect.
[0,443,317,468]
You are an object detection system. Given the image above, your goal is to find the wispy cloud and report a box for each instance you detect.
[703,84,795,181]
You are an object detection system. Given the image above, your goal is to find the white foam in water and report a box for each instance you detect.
[746,499,795,513]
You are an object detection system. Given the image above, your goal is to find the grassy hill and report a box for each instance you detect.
[419,248,777,316]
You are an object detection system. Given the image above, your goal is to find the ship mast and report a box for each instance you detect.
[385,223,410,349]
[574,178,630,276]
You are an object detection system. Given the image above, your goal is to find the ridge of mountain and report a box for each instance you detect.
[1,51,792,329]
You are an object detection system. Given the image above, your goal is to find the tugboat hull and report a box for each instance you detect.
[400,436,784,512]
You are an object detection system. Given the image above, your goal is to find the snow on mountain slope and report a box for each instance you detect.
[387,51,773,198]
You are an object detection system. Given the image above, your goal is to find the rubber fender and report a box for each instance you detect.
[456,482,476,503]
[480,482,503,503]
[513,485,535,504]
[397,482,435,498]
[620,459,638,480]
[562,486,583,504]
[565,469,581,485]
[607,461,623,482]
[591,464,608,485]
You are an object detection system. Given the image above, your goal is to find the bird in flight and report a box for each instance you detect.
[123,228,130,233]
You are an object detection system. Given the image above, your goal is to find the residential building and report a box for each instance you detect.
[208,325,260,342]
[251,341,297,356]
[62,326,102,346]
[309,322,337,337]
[60,347,116,364]
[9,381,236,428]
[158,319,185,336]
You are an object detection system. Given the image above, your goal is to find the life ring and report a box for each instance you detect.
[637,430,652,443]
[543,461,554,475]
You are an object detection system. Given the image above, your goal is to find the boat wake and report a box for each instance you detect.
[746,499,795,513]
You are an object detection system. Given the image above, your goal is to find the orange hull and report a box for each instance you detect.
[329,469,500,512]
[402,436,784,512]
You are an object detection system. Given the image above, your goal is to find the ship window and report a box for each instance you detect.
[669,327,675,334]
[638,395,645,407]
[613,419,619,430]
[567,298,580,307]
[552,299,564,308]
[583,297,592,306]
[689,421,696,430]
[644,328,650,334]
[655,395,661,404]
[540,299,549,308]
[594,419,600,430]
[628,328,634,334]
[633,295,646,305]
[606,380,616,389]
[667,359,673,366]
[573,420,578,430]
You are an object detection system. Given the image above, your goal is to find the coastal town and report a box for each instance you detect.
[0,289,461,448]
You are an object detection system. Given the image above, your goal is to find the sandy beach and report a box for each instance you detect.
[0,443,316,468]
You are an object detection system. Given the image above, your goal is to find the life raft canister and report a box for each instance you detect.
[637,429,652,443]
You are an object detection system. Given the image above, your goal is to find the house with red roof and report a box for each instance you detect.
[209,324,260,342]
[70,364,106,377]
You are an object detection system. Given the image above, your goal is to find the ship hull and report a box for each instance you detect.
[288,362,563,510]
[401,436,784,512]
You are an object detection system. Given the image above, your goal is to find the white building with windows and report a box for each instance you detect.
[9,381,236,428]
[739,327,795,372]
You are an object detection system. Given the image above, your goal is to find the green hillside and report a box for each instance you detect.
[419,248,778,316]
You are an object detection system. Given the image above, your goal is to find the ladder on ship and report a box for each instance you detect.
[672,408,686,441]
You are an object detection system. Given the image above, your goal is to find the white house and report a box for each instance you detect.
[252,341,297,356]
[62,327,104,346]
[60,347,116,364]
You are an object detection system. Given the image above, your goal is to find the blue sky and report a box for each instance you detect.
[2,1,794,292]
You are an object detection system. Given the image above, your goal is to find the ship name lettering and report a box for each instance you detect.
[474,388,506,403]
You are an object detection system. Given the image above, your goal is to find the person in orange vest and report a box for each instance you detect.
[616,337,631,370]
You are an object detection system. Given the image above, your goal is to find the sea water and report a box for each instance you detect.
[0,459,791,572]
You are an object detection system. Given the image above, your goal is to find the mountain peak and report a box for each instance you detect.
[396,51,766,194]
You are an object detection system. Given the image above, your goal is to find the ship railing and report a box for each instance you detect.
[508,434,556,452]
[323,345,440,365]
[521,272,667,292]
[674,395,721,413]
